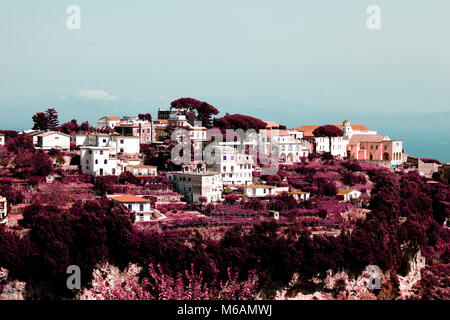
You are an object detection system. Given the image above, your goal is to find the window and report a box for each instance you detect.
[128,204,132,210]
[104,159,108,164]
[103,139,106,143]
[139,204,144,211]
[100,150,104,155]
[112,168,116,175]
[223,156,226,160]
[95,160,98,164]
[120,140,124,144]
[55,137,59,140]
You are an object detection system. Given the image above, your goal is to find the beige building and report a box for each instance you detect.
[167,167,222,203]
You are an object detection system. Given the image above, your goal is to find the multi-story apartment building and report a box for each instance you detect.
[166,166,222,203]
[259,129,309,163]
[80,146,122,177]
[114,116,155,144]
[72,133,140,155]
[207,145,253,186]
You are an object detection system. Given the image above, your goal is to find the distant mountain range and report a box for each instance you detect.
[1,94,448,162]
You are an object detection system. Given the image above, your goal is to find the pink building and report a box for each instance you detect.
[347,134,403,165]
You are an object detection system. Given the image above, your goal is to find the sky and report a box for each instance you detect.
[0,0,449,160]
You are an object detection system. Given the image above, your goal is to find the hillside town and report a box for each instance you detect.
[0,98,448,300]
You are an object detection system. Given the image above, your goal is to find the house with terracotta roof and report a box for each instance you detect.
[337,189,362,202]
[347,134,403,165]
[97,116,122,129]
[297,120,376,139]
[259,128,309,163]
[108,194,163,222]
[34,131,71,151]
[296,121,377,158]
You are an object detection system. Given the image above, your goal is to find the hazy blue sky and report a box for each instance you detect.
[0,0,449,160]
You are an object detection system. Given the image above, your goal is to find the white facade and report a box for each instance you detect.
[80,147,122,177]
[314,136,347,157]
[239,185,277,198]
[0,134,5,146]
[125,165,158,176]
[260,129,308,163]
[337,189,362,202]
[72,134,140,155]
[97,116,121,129]
[208,146,253,186]
[167,169,223,203]
[0,196,7,224]
[35,131,71,151]
[108,194,160,223]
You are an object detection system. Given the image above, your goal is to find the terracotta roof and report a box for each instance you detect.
[337,189,357,195]
[297,124,371,137]
[262,129,291,139]
[349,134,389,144]
[110,194,151,203]
[105,116,121,120]
[264,121,280,128]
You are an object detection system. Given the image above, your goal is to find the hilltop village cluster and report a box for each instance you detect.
[0,102,448,226]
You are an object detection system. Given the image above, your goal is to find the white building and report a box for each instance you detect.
[337,189,362,202]
[207,145,253,186]
[125,165,158,176]
[260,129,309,163]
[0,196,7,224]
[80,146,122,177]
[108,194,162,223]
[34,131,71,151]
[167,167,222,203]
[72,133,140,155]
[0,133,5,146]
[97,116,121,129]
[314,136,347,158]
[236,184,278,198]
